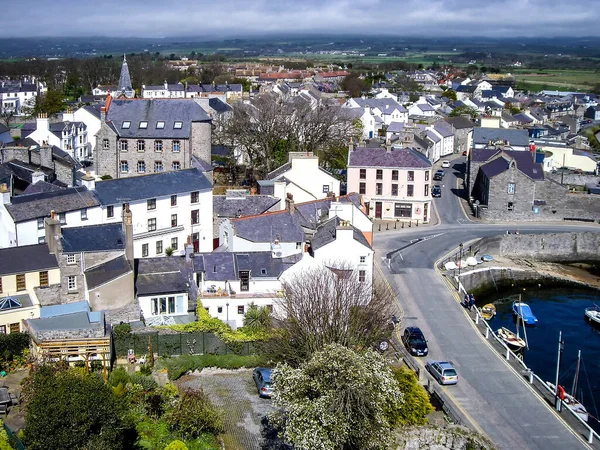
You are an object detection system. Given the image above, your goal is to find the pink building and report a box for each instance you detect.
[347,145,433,222]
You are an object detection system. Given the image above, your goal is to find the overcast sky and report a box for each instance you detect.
[3,0,599,38]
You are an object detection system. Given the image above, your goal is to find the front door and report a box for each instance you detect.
[375,202,382,219]
[424,203,428,222]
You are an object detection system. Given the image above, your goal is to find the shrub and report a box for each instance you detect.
[166,389,224,438]
[139,364,153,375]
[0,420,11,450]
[113,322,132,339]
[109,367,131,387]
[130,374,158,391]
[162,354,264,380]
[165,439,188,450]
[0,332,30,362]
[392,367,434,426]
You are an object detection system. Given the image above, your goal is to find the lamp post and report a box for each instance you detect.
[226,302,229,323]
[555,331,565,412]
[458,243,464,276]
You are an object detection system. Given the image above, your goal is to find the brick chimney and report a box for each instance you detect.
[185,235,194,263]
[122,203,133,262]
[44,210,62,254]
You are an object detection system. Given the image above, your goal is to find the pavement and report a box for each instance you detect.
[374,155,600,450]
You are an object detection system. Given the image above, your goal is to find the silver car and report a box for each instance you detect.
[426,360,458,385]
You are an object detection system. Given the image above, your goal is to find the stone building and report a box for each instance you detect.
[444,116,475,156]
[94,96,212,179]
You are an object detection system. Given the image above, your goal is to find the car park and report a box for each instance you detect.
[402,327,429,356]
[432,185,442,198]
[252,368,273,398]
[441,160,450,168]
[426,361,458,385]
[433,169,445,181]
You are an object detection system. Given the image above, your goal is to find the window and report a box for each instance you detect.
[122,121,131,129]
[323,185,329,193]
[191,210,199,225]
[508,202,514,211]
[360,256,366,263]
[142,243,149,257]
[156,240,163,254]
[391,184,398,196]
[107,205,114,218]
[147,198,156,210]
[120,140,128,152]
[172,161,181,170]
[171,195,177,206]
[67,254,76,265]
[102,138,109,149]
[173,140,181,152]
[59,213,66,225]
[137,160,146,173]
[191,191,199,203]
[217,306,223,313]
[120,160,129,173]
[137,140,145,152]
[238,305,245,314]
[174,121,183,129]
[296,242,303,249]
[407,171,414,182]
[392,170,398,181]
[359,182,366,195]
[394,203,412,218]
[148,218,157,232]
[38,236,45,244]
[376,169,383,180]
[424,184,429,197]
[139,121,148,129]
[407,185,414,197]
[67,275,76,291]
[16,274,26,291]
[156,121,165,129]
[37,217,44,230]
[0,326,5,335]
[168,297,175,314]
[359,169,366,179]
[358,270,366,282]
[155,161,164,172]
[171,214,177,227]
[154,140,163,152]
[508,183,516,194]
[171,237,178,250]
[425,171,430,181]
[81,208,87,220]
[39,271,49,287]
[376,183,383,195]
[9,323,19,334]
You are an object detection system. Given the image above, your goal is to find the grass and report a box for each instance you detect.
[512,69,599,91]
[161,354,265,380]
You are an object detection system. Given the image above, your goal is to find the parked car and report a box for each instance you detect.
[426,361,458,385]
[432,185,442,198]
[462,150,468,156]
[433,169,445,181]
[252,368,273,398]
[441,160,451,168]
[402,327,429,356]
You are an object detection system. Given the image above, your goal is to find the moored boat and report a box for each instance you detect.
[497,327,526,351]
[584,306,600,327]
[546,383,589,422]
[480,303,496,321]
[512,301,538,326]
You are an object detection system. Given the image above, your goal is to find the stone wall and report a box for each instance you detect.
[547,173,599,187]
[396,426,495,450]
[190,121,212,166]
[95,123,119,178]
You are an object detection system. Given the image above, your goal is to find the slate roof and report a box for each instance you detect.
[266,162,292,180]
[456,85,477,93]
[186,83,243,93]
[293,193,363,230]
[135,257,190,296]
[433,122,454,138]
[348,147,432,169]
[231,210,305,243]
[480,157,510,178]
[0,123,8,134]
[213,194,280,218]
[192,251,293,282]
[426,130,441,143]
[0,243,58,276]
[387,122,405,133]
[26,311,105,337]
[473,127,530,147]
[85,255,132,289]
[22,181,65,195]
[513,113,533,124]
[106,99,211,139]
[349,97,408,113]
[6,186,100,222]
[416,103,434,112]
[474,150,544,180]
[61,223,126,253]
[444,116,475,129]
[82,104,102,119]
[93,168,211,205]
[310,217,371,251]
[209,98,233,114]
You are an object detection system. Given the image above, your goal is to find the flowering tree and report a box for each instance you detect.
[272,344,404,450]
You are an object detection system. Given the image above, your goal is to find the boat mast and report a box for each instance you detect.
[519,295,529,349]
[571,350,581,398]
[555,331,565,412]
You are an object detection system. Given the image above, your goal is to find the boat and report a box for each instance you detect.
[481,254,494,262]
[512,301,538,326]
[497,327,526,351]
[584,306,600,327]
[546,382,589,422]
[480,303,496,321]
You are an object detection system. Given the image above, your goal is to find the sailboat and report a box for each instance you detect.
[584,304,600,327]
[498,301,528,352]
[547,349,589,422]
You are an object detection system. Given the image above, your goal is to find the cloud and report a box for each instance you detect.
[3,0,600,37]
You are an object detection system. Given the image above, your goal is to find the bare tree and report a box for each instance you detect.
[263,263,396,366]
[0,109,15,128]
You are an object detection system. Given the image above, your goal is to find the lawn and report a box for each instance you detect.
[513,69,599,91]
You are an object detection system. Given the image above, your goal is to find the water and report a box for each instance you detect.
[480,286,600,429]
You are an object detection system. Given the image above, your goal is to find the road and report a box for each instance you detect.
[375,157,598,449]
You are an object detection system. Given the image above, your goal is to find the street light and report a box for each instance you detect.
[458,243,464,276]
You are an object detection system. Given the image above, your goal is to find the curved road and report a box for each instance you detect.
[375,158,599,450]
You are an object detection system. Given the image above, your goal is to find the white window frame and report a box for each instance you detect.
[67,275,77,291]
[122,121,131,129]
[139,121,148,129]
[156,121,165,129]
[173,121,183,129]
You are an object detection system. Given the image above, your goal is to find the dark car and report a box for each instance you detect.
[433,169,445,181]
[252,368,273,398]
[402,327,429,357]
[432,185,442,198]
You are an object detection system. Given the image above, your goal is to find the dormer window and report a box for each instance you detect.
[122,121,131,129]
[156,121,165,129]
[139,121,148,129]
[173,121,183,129]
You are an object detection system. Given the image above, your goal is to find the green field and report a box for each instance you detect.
[513,69,600,91]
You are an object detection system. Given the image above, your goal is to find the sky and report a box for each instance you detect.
[3,0,599,38]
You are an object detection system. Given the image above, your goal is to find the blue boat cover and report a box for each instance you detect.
[513,302,538,325]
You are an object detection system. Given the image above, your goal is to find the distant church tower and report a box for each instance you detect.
[114,55,135,98]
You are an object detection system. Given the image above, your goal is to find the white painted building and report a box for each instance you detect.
[23,115,89,161]
[0,79,40,115]
[62,105,102,157]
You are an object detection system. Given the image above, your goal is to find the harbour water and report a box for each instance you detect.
[480,286,600,431]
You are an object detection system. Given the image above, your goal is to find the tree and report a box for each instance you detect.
[32,89,65,117]
[450,106,479,119]
[0,109,14,128]
[263,264,395,366]
[442,89,457,101]
[392,367,434,425]
[21,365,136,450]
[243,302,272,331]
[272,344,404,450]
[340,73,367,97]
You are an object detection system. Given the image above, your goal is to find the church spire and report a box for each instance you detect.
[116,54,135,98]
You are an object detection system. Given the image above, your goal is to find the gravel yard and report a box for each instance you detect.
[178,368,277,450]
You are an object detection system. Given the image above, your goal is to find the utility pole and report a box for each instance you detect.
[554,331,564,412]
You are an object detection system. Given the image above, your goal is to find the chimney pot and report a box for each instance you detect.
[50,210,56,219]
